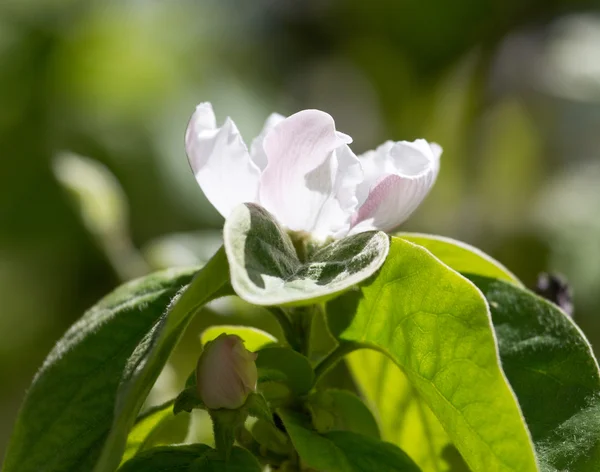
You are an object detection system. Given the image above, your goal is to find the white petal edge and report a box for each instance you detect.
[349,139,441,234]
[185,102,261,219]
[313,144,364,240]
[259,109,359,237]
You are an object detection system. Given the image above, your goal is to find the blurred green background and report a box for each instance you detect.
[2,0,600,456]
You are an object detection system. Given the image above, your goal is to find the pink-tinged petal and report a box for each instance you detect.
[349,139,441,234]
[250,112,285,170]
[185,102,261,219]
[258,109,360,237]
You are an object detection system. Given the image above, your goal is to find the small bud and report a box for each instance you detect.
[196,333,258,409]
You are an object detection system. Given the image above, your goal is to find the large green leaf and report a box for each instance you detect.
[397,232,521,286]
[118,444,261,471]
[94,248,232,472]
[341,232,524,471]
[335,237,538,472]
[223,203,389,306]
[2,267,198,472]
[279,409,421,471]
[468,276,600,472]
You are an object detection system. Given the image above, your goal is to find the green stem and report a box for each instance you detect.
[313,341,362,383]
[267,307,300,351]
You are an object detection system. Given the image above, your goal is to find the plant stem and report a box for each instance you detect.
[267,307,300,351]
[313,341,362,383]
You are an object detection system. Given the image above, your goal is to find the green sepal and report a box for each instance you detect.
[245,392,274,424]
[173,387,205,415]
[209,408,247,461]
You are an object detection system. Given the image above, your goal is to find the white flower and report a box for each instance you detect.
[196,333,258,410]
[185,102,441,241]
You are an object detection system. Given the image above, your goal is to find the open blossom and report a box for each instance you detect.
[185,102,441,241]
[196,334,258,410]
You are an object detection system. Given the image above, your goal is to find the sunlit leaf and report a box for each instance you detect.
[335,237,538,472]
[397,232,521,286]
[120,400,175,465]
[201,325,278,352]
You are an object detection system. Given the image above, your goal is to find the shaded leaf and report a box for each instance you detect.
[3,267,197,472]
[469,275,600,472]
[279,409,420,472]
[118,444,261,472]
[306,389,380,439]
[256,346,314,396]
[250,419,291,455]
[94,248,233,472]
[173,387,204,415]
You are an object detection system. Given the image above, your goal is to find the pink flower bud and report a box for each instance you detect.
[196,333,258,409]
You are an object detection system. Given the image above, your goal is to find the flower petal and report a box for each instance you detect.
[185,102,261,219]
[250,112,285,170]
[312,144,364,239]
[259,109,360,238]
[349,139,441,234]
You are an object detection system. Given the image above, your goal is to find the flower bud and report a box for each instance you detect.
[196,333,258,409]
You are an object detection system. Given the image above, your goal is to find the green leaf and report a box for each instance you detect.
[279,409,421,471]
[94,248,233,472]
[340,234,529,471]
[347,349,468,472]
[306,389,380,439]
[118,444,261,472]
[120,400,175,465]
[336,237,538,472]
[224,203,389,305]
[256,346,314,395]
[201,325,278,351]
[3,267,197,472]
[468,275,600,472]
[397,232,522,286]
